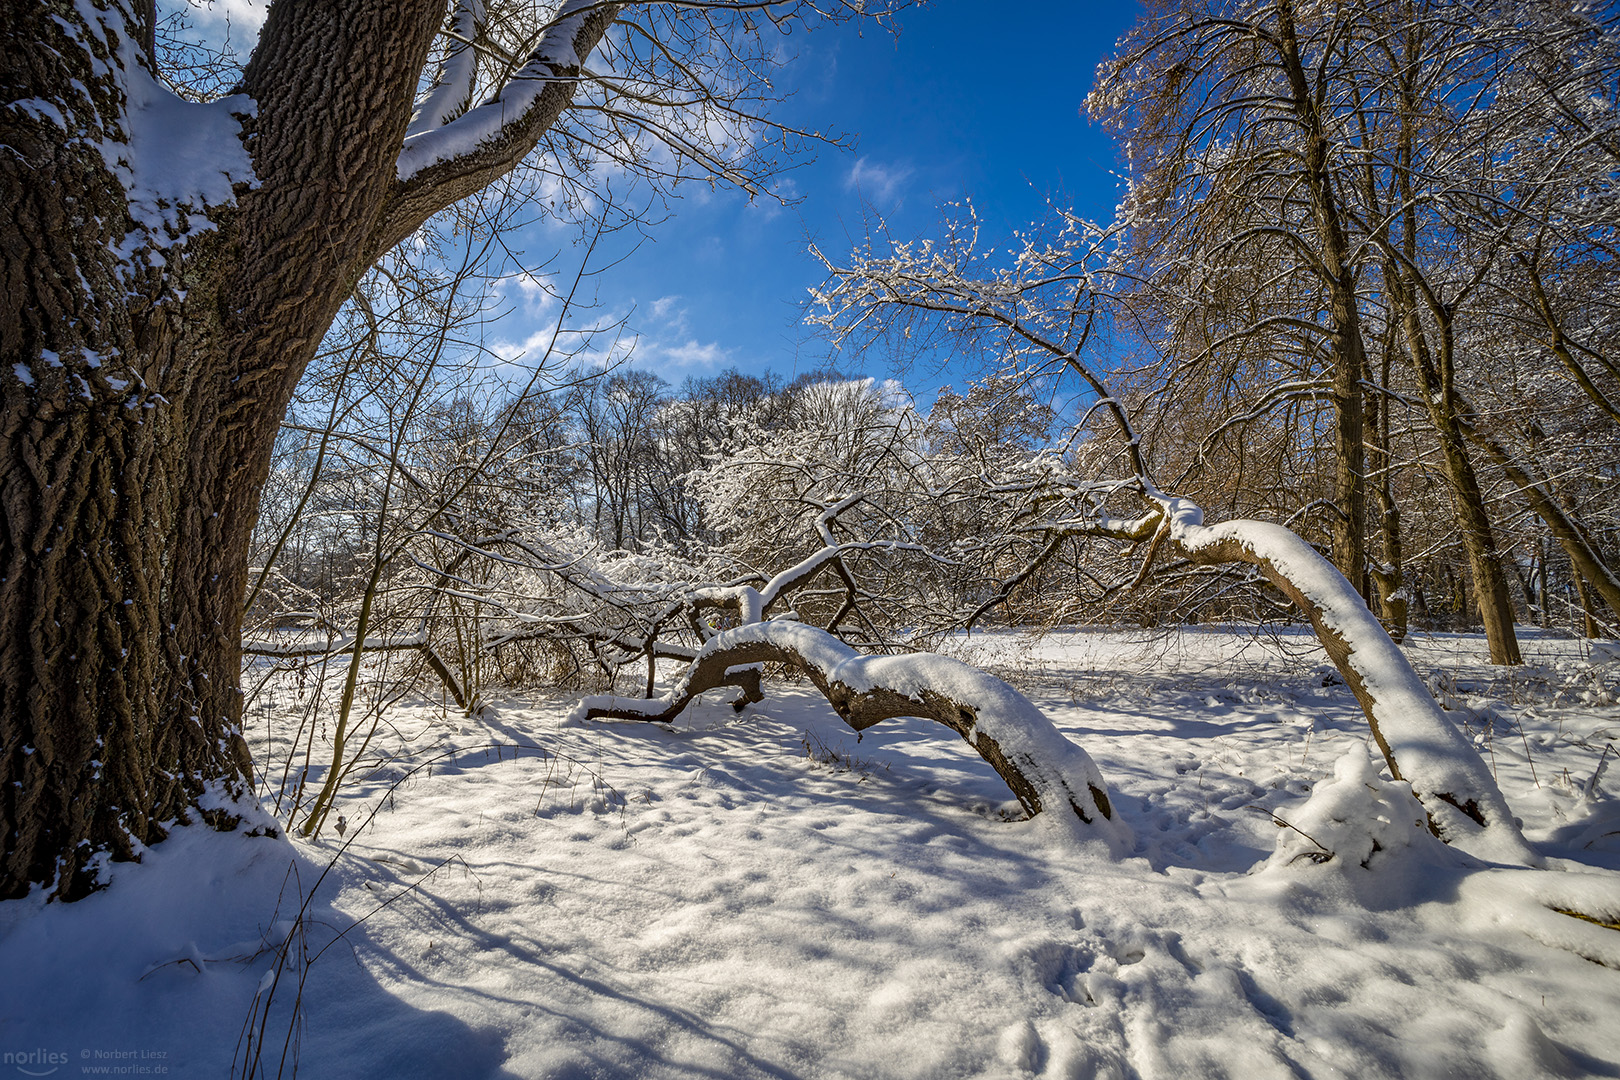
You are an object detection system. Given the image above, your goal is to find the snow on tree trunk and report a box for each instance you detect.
[576,622,1134,854]
[0,0,267,899]
[0,0,621,898]
[1152,493,1539,866]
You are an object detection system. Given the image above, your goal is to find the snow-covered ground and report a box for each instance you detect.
[3,626,1619,1079]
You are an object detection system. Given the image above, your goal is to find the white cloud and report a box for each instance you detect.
[488,310,630,373]
[658,339,727,369]
[486,293,731,384]
[844,157,915,205]
[488,324,567,367]
[172,0,268,34]
[506,270,564,320]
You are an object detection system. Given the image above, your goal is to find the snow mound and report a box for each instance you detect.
[1258,748,1460,900]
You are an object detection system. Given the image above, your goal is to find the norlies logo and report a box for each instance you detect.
[3,1049,67,1077]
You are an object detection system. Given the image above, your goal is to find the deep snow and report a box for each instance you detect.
[3,626,1619,1079]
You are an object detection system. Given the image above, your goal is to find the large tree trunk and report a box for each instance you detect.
[0,0,617,898]
[0,0,259,899]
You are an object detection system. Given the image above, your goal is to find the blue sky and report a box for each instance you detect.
[495,2,1144,393]
[178,1,1142,393]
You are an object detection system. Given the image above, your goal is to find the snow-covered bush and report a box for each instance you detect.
[1258,749,1458,904]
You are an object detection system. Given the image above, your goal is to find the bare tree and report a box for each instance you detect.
[1089,0,1620,664]
[0,0,894,899]
[812,209,1538,864]
[1093,0,1377,599]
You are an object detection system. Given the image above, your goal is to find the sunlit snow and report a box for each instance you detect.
[2,627,1617,1078]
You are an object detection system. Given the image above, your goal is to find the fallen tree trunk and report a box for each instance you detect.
[1149,492,1540,866]
[576,621,1133,854]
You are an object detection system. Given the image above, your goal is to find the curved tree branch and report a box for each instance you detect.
[1142,490,1539,866]
[377,0,623,253]
[577,621,1133,853]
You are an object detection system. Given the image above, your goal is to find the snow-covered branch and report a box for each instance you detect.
[577,621,1133,853]
[397,0,608,183]
[404,0,490,139]
[381,1,621,247]
[1140,490,1538,865]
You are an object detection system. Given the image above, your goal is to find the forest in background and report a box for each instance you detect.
[5,0,1620,901]
[9,6,1620,1075]
[219,0,1620,846]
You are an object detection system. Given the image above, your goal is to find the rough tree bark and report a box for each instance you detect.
[0,0,619,898]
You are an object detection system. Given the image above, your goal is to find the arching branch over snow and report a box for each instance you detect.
[1139,491,1539,866]
[576,621,1134,854]
[981,475,1540,865]
[945,455,1539,862]
[813,224,1543,867]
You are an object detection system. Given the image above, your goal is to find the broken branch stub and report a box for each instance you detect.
[576,622,1133,854]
